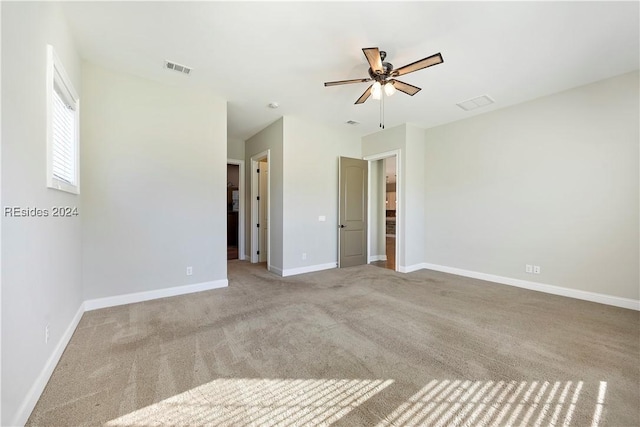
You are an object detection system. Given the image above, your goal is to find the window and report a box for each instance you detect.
[47,45,79,194]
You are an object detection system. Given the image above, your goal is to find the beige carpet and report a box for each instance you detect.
[27,261,639,426]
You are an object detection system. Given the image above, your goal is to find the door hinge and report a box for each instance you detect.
[257,168,260,173]
[257,196,260,201]
[257,251,260,255]
[257,223,260,228]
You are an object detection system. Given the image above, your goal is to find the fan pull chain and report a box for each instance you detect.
[379,92,385,129]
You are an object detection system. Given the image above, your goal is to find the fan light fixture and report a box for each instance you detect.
[384,82,396,96]
[371,82,382,100]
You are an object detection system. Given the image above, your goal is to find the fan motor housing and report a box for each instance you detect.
[368,62,394,81]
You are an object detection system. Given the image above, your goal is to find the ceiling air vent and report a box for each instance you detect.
[456,95,495,111]
[164,60,192,75]
[345,120,360,126]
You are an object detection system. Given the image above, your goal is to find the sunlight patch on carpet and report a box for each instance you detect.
[376,380,607,427]
[106,378,393,426]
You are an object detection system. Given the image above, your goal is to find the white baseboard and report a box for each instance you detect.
[84,279,228,311]
[268,265,283,276]
[398,264,425,273]
[12,303,85,426]
[261,263,337,277]
[368,255,387,262]
[419,263,640,311]
[282,263,337,277]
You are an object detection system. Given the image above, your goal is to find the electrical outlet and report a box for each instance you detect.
[302,253,307,260]
[186,266,193,276]
[525,264,533,273]
[533,265,541,274]
[45,324,50,344]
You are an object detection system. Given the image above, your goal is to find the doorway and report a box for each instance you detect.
[227,164,239,259]
[227,160,245,260]
[365,151,400,272]
[381,157,397,270]
[250,150,270,268]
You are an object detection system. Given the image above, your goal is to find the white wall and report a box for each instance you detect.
[404,124,427,267]
[244,116,361,275]
[362,125,406,159]
[423,71,639,301]
[245,118,284,271]
[81,63,228,300]
[282,116,361,273]
[1,3,83,425]
[227,137,244,161]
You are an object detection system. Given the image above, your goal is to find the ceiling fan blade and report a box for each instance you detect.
[362,47,383,74]
[324,78,372,87]
[393,52,443,77]
[355,84,373,104]
[391,80,421,96]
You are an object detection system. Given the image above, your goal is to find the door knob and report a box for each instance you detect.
[339,224,346,228]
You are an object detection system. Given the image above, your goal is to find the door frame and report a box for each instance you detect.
[363,149,401,272]
[250,150,270,269]
[227,159,245,260]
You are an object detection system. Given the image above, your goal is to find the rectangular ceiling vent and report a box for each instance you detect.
[164,60,192,75]
[345,120,360,126]
[456,95,495,111]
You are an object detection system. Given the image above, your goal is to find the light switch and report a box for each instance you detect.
[318,216,326,222]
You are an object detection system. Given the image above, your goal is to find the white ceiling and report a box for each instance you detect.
[60,1,639,141]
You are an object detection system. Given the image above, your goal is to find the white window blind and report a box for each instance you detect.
[52,87,76,184]
[47,45,79,194]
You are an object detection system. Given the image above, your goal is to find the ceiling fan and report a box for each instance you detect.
[324,47,444,104]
